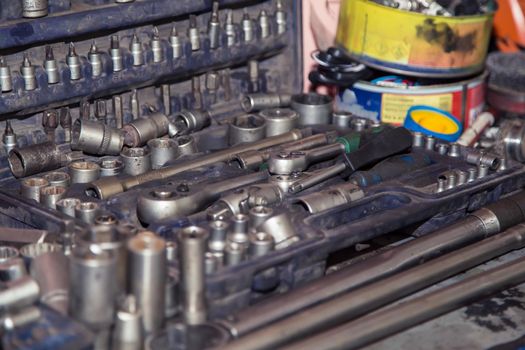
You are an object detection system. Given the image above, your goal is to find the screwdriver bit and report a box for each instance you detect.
[113,95,124,128]
[225,10,236,47]
[21,54,37,91]
[88,41,103,78]
[66,43,82,81]
[95,100,108,124]
[192,76,203,110]
[0,57,13,92]
[44,46,59,84]
[169,26,183,59]
[259,10,270,38]
[2,121,16,154]
[208,1,221,49]
[276,0,287,35]
[189,15,201,51]
[110,35,124,72]
[151,27,164,63]
[242,9,254,42]
[130,33,144,66]
[205,72,220,104]
[43,109,59,142]
[161,84,171,115]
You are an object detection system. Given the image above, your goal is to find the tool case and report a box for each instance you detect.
[1,1,525,349]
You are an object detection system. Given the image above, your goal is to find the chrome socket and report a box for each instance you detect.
[176,135,198,156]
[229,114,267,146]
[69,247,117,331]
[258,213,299,250]
[40,185,67,209]
[121,147,152,176]
[43,171,70,188]
[68,161,101,184]
[75,202,100,224]
[147,138,179,169]
[0,276,40,311]
[71,119,124,156]
[56,197,81,217]
[291,93,332,126]
[30,251,69,314]
[241,93,293,113]
[20,177,49,202]
[128,232,166,334]
[8,141,62,178]
[23,0,48,18]
[205,252,220,275]
[332,111,353,129]
[169,110,211,137]
[0,257,27,282]
[224,242,245,266]
[259,108,298,137]
[248,231,275,257]
[123,113,171,147]
[249,206,274,228]
[113,295,143,346]
[177,226,208,325]
[412,132,424,148]
[99,157,125,177]
[425,135,436,151]
[208,220,229,257]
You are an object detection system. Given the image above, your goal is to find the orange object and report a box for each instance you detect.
[494,0,525,52]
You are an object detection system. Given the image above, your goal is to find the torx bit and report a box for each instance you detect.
[44,46,59,84]
[208,1,221,49]
[0,57,13,92]
[192,76,203,110]
[248,60,260,93]
[112,95,124,128]
[43,109,59,142]
[21,54,37,91]
[60,107,72,143]
[276,0,287,35]
[88,41,103,78]
[151,27,164,63]
[205,72,220,104]
[95,100,107,123]
[169,25,183,59]
[110,35,124,72]
[189,15,201,51]
[220,68,232,101]
[259,10,270,38]
[242,9,254,42]
[3,121,16,154]
[161,84,171,115]
[67,43,82,81]
[131,89,140,120]
[130,33,144,66]
[225,9,236,47]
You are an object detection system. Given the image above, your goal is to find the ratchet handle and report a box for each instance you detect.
[342,127,413,176]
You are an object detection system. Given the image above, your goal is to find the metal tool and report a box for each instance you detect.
[169,25,183,59]
[291,93,333,126]
[259,10,271,38]
[88,41,103,78]
[248,60,260,93]
[60,107,72,143]
[8,142,63,178]
[110,35,124,72]
[296,182,365,214]
[257,213,298,249]
[208,2,221,49]
[87,129,306,199]
[23,0,48,18]
[131,33,144,66]
[42,109,59,142]
[0,257,26,282]
[276,0,287,34]
[75,202,100,224]
[286,253,525,350]
[20,177,49,203]
[259,108,298,137]
[68,161,101,184]
[205,72,220,104]
[3,121,16,154]
[67,43,82,81]
[0,57,13,92]
[72,119,124,156]
[148,138,179,169]
[44,46,59,84]
[168,109,211,137]
[0,276,40,311]
[56,198,80,217]
[137,171,268,224]
[123,112,171,147]
[121,147,152,176]
[130,89,140,120]
[225,10,236,47]
[151,27,164,63]
[30,252,69,314]
[128,232,166,334]
[21,54,37,91]
[242,10,254,42]
[113,295,143,347]
[69,247,117,331]
[43,171,70,188]
[178,226,209,325]
[189,15,201,51]
[177,135,198,156]
[268,143,346,175]
[40,186,67,209]
[242,93,292,113]
[192,76,203,110]
[99,157,125,177]
[222,192,525,341]
[229,114,267,146]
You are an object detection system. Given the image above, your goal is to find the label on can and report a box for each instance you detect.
[381,94,452,124]
[336,0,493,77]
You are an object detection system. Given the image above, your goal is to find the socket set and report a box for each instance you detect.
[0,1,525,350]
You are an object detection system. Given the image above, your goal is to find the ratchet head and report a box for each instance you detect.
[268,151,308,175]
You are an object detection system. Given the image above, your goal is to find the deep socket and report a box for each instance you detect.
[128,232,166,334]
[178,226,209,325]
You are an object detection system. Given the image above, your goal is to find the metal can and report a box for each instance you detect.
[337,72,486,127]
[336,0,493,78]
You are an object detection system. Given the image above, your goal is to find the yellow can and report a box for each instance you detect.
[336,0,494,78]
